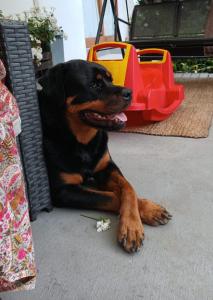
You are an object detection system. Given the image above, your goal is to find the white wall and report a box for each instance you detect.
[83,0,99,38]
[0,0,87,61]
[38,0,87,61]
[118,0,137,41]
[0,0,34,15]
[82,0,114,38]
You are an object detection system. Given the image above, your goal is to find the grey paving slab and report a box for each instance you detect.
[2,127,213,300]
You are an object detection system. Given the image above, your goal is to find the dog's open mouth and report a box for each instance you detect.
[80,111,127,130]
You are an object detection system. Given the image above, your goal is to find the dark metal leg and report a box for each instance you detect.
[110,0,122,42]
[95,0,108,44]
[125,0,130,23]
[95,0,126,58]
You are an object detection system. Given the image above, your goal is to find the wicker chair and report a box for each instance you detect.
[0,20,52,220]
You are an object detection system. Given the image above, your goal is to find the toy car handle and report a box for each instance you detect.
[137,48,168,63]
[88,42,132,61]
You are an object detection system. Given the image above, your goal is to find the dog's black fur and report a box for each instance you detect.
[38,59,171,253]
[38,60,131,208]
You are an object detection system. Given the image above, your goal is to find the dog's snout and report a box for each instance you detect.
[122,89,132,102]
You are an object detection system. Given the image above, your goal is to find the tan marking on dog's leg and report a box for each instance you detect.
[103,171,144,253]
[60,172,83,185]
[138,198,172,226]
[85,187,120,212]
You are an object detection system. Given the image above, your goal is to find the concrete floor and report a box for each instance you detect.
[2,128,213,300]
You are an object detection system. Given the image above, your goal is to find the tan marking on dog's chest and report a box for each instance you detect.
[65,113,98,144]
[60,172,83,185]
[94,152,111,173]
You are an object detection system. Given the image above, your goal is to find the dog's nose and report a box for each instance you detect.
[122,88,132,102]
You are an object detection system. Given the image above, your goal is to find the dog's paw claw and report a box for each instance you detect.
[118,218,144,253]
[154,217,169,225]
[139,200,172,227]
[118,235,127,247]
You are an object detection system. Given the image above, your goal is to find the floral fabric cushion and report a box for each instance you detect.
[0,59,36,291]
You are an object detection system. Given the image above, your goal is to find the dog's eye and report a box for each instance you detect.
[89,80,103,91]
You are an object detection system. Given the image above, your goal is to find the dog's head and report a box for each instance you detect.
[38,59,131,131]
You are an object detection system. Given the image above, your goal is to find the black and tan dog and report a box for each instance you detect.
[38,59,172,253]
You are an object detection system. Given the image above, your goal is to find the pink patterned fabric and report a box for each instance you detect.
[0,60,36,291]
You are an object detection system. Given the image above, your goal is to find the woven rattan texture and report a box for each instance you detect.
[0,20,52,220]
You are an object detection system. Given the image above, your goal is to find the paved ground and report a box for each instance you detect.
[2,128,213,300]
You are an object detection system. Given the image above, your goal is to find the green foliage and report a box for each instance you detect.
[27,14,57,48]
[173,58,213,73]
[16,7,64,49]
[0,7,64,48]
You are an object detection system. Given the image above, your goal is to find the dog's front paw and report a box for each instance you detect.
[118,215,144,253]
[138,199,172,226]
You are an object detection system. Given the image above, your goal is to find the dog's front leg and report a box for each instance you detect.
[96,164,144,253]
[109,171,144,253]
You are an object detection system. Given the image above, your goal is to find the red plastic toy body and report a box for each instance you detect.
[88,43,184,126]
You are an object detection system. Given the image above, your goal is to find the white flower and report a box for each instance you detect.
[31,47,43,64]
[81,214,111,232]
[96,218,111,232]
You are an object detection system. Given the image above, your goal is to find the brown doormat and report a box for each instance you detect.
[121,78,213,138]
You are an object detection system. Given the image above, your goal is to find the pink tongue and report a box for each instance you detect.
[112,112,127,122]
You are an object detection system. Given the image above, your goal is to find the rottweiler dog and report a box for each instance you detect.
[38,60,172,253]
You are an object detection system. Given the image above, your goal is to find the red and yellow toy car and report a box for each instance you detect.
[88,42,184,126]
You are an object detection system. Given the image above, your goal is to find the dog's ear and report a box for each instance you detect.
[38,63,65,102]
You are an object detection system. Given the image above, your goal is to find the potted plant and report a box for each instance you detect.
[17,7,66,71]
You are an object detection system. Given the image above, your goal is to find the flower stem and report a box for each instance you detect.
[80,214,99,221]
